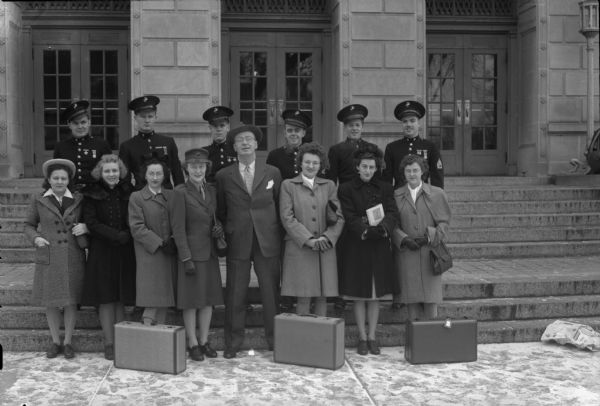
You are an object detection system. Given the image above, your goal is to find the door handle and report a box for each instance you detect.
[277,99,285,125]
[268,100,276,125]
[456,99,462,123]
[464,99,471,125]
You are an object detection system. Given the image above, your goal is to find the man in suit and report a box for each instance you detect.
[119,96,185,189]
[216,125,283,359]
[202,106,238,183]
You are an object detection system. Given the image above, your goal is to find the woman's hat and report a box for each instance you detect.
[184,148,211,164]
[42,158,76,179]
[61,100,90,123]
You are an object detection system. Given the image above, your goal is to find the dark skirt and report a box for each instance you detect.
[176,257,224,309]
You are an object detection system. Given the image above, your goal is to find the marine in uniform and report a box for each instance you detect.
[266,109,312,180]
[327,104,379,185]
[118,96,185,190]
[202,106,237,183]
[53,100,112,191]
[382,100,444,189]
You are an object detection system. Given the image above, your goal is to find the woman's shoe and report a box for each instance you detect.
[104,344,115,361]
[63,344,75,359]
[189,345,205,361]
[367,339,381,355]
[200,342,218,358]
[357,340,368,355]
[46,343,62,359]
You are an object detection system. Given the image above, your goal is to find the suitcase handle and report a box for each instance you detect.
[298,313,319,318]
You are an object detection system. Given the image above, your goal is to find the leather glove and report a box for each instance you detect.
[364,225,387,240]
[401,237,420,251]
[212,223,224,239]
[414,236,429,247]
[115,231,130,245]
[184,260,195,275]
[320,237,333,250]
[161,237,177,255]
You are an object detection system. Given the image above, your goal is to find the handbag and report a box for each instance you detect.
[430,240,453,275]
[213,214,227,257]
[325,200,339,226]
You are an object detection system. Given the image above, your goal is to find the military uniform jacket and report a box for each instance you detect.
[327,138,379,185]
[266,146,300,180]
[54,135,112,187]
[204,140,237,183]
[119,131,185,190]
[382,136,444,189]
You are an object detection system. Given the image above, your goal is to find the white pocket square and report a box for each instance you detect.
[266,180,274,190]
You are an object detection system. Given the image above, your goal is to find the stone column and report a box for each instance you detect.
[130,0,221,156]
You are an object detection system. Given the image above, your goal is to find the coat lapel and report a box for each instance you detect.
[38,194,63,218]
[186,181,209,208]
[252,160,267,193]
[395,185,415,210]
[63,193,83,218]
[141,185,168,208]
[228,163,249,194]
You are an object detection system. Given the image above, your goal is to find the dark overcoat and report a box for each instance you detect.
[337,177,398,298]
[266,146,300,180]
[128,186,176,307]
[53,135,112,187]
[81,181,136,306]
[391,183,451,303]
[382,136,444,189]
[279,176,345,297]
[23,191,86,307]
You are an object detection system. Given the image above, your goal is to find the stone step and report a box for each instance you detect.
[0,218,26,232]
[448,240,600,259]
[1,316,599,351]
[452,212,600,228]
[444,176,551,187]
[0,204,29,218]
[450,200,600,215]
[2,295,599,330]
[446,187,600,202]
[0,233,30,248]
[0,178,44,188]
[448,226,600,243]
[0,248,37,263]
[551,174,600,186]
[0,190,41,205]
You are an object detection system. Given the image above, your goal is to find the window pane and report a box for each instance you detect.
[485,55,496,77]
[240,52,253,76]
[43,51,56,74]
[299,53,313,76]
[255,110,267,126]
[254,78,267,100]
[257,127,267,150]
[90,76,103,99]
[44,76,57,100]
[44,127,57,150]
[286,78,298,100]
[441,78,454,102]
[299,78,312,101]
[105,76,118,99]
[58,50,71,74]
[286,52,298,76]
[106,101,118,108]
[255,102,266,110]
[106,109,118,125]
[441,127,455,150]
[471,127,484,150]
[427,127,441,150]
[427,79,441,102]
[91,107,104,126]
[105,51,118,74]
[428,104,440,127]
[299,102,312,111]
[90,51,103,74]
[484,79,496,102]
[240,78,252,101]
[58,76,71,99]
[44,109,57,126]
[440,54,455,78]
[240,110,252,125]
[106,127,119,150]
[485,127,497,150]
[91,127,103,138]
[428,54,441,77]
[472,54,484,77]
[254,52,267,75]
[240,101,253,109]
[441,103,454,125]
[471,104,484,126]
[59,126,71,142]
[485,103,497,125]
[472,79,485,102]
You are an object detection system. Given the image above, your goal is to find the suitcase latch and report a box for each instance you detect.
[443,318,452,329]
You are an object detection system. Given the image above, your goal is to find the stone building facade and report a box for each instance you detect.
[0,0,597,178]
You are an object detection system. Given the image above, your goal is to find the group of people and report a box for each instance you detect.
[24,94,451,362]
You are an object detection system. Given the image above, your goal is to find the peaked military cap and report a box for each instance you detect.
[226,125,263,145]
[128,95,160,113]
[337,104,368,123]
[394,100,426,120]
[61,100,90,123]
[203,106,234,125]
[281,109,312,129]
[184,148,211,164]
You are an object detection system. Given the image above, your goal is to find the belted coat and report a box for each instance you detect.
[279,175,345,297]
[23,191,86,307]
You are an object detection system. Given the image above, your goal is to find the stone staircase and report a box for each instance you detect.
[1,176,599,351]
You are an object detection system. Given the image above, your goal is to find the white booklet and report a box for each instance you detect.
[366,203,384,226]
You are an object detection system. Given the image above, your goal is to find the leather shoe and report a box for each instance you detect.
[223,348,237,359]
[104,344,114,361]
[356,340,368,355]
[200,342,217,358]
[367,339,381,355]
[46,343,62,359]
[63,344,75,359]
[189,345,205,361]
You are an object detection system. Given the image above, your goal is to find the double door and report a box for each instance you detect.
[227,32,322,159]
[32,29,129,175]
[427,34,508,175]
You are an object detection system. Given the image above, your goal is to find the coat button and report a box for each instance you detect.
[55,221,59,225]
[312,218,316,222]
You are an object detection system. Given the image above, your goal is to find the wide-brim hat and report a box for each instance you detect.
[394,100,426,120]
[42,158,76,179]
[184,148,211,164]
[61,100,90,123]
[226,125,263,146]
[128,95,160,113]
[337,104,368,123]
[203,106,234,124]
[281,109,312,129]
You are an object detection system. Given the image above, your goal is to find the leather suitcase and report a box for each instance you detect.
[114,321,186,374]
[274,313,345,370]
[405,318,478,364]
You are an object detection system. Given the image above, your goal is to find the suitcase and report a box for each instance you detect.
[274,313,345,370]
[114,321,186,374]
[405,318,478,364]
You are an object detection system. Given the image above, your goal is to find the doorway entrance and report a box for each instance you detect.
[426,34,508,175]
[31,29,129,175]
[225,31,323,160]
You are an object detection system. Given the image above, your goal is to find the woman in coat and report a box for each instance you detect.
[24,159,88,359]
[337,145,398,356]
[171,148,224,361]
[280,142,345,316]
[82,154,136,360]
[128,158,177,324]
[392,154,451,320]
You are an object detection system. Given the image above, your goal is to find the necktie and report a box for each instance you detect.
[243,165,253,194]
[200,183,205,200]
